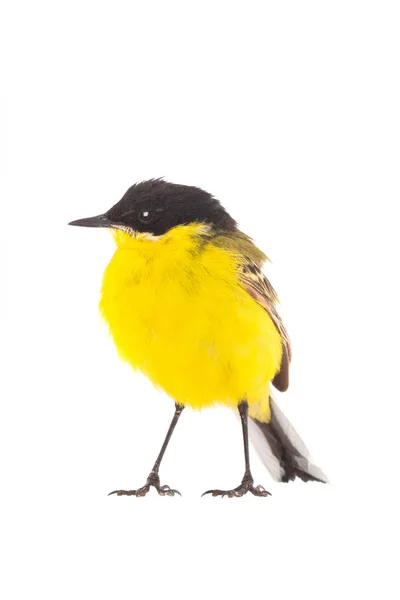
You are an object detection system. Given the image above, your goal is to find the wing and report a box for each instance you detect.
[211,230,292,392]
[240,261,292,393]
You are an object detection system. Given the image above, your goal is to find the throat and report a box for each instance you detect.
[112,222,213,255]
[105,223,214,290]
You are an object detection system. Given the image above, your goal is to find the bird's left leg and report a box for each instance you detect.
[202,400,271,498]
[109,403,184,497]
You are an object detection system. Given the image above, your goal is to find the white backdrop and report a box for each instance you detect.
[2,1,399,599]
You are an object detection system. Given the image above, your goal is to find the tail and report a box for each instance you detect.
[248,394,328,483]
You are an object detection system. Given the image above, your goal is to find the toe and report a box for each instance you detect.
[251,485,271,497]
[157,485,181,496]
[202,489,236,497]
[202,489,222,497]
[108,487,150,497]
[135,486,150,497]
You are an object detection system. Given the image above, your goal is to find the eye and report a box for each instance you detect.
[138,209,154,224]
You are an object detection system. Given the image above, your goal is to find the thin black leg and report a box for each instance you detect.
[202,400,271,498]
[238,400,253,483]
[109,403,184,497]
[151,403,184,475]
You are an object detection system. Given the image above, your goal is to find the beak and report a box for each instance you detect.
[68,213,114,228]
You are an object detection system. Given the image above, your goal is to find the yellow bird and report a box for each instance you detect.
[69,179,326,497]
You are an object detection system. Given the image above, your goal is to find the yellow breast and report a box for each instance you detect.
[99,224,282,412]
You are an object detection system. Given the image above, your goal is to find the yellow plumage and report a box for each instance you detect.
[99,223,282,421]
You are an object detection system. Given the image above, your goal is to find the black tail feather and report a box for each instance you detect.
[249,396,327,483]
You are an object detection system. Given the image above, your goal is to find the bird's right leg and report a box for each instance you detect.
[109,403,184,497]
[202,400,271,498]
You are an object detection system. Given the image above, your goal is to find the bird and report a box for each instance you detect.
[69,178,327,497]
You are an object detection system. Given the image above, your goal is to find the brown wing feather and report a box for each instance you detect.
[240,261,292,392]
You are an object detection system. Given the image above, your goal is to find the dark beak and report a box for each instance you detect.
[68,214,114,228]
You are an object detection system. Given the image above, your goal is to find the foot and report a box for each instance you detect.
[108,472,181,497]
[202,474,271,498]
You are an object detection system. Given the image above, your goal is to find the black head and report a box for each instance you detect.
[69,179,236,236]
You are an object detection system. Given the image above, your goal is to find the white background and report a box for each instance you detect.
[2,1,399,598]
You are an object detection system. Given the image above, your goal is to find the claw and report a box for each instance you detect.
[202,482,271,498]
[202,489,220,497]
[109,480,181,498]
[108,489,140,496]
[158,486,181,496]
[108,488,147,497]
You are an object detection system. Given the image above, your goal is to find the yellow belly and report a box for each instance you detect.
[99,225,282,415]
